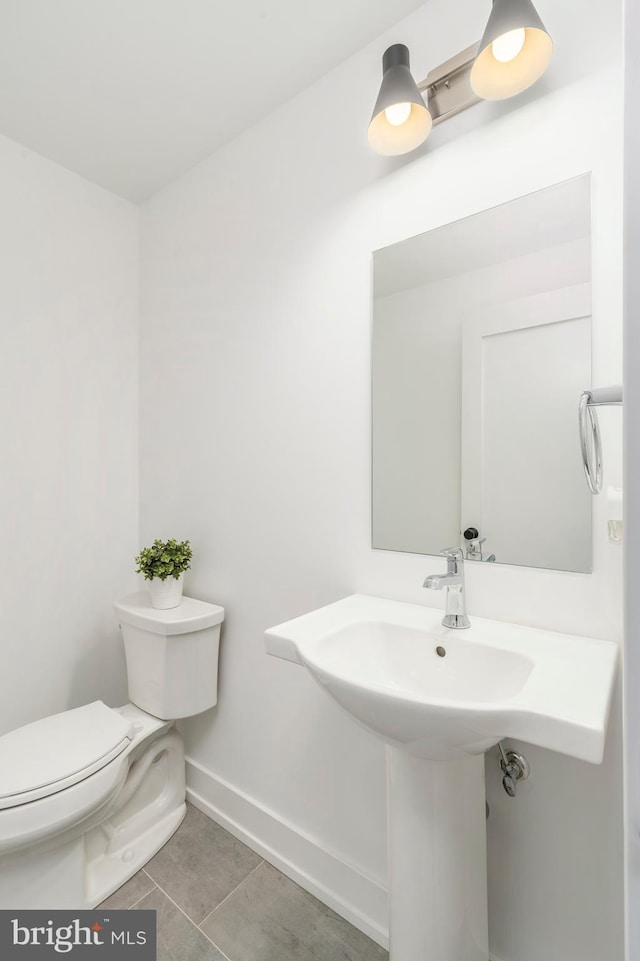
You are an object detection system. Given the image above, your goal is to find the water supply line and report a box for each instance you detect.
[497,742,530,798]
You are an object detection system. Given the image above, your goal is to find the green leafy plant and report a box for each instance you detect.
[135,538,193,581]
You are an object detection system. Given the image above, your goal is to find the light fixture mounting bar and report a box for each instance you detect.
[418,43,481,125]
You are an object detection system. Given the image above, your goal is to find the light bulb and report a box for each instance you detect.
[384,102,412,127]
[491,28,526,63]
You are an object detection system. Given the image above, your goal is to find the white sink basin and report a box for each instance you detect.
[265,594,617,762]
[266,594,618,960]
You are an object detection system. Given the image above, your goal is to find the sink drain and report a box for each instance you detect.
[435,646,446,657]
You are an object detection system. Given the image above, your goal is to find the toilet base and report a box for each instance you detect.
[87,802,186,907]
[1,803,185,910]
[0,710,187,910]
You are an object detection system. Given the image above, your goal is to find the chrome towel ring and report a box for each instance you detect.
[579,386,622,494]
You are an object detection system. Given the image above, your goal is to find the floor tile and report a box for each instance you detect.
[98,870,157,910]
[144,802,262,923]
[201,861,388,961]
[136,887,226,961]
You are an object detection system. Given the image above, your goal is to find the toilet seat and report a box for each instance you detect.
[0,702,133,810]
[0,748,130,857]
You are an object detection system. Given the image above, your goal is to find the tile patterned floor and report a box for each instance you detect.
[100,803,388,961]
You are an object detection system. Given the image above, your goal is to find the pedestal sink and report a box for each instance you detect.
[265,595,618,961]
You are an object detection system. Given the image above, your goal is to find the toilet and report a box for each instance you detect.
[0,592,224,909]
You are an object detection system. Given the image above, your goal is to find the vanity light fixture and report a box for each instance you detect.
[470,0,553,100]
[367,44,433,156]
[368,0,552,156]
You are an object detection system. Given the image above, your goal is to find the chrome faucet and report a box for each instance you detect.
[423,547,471,630]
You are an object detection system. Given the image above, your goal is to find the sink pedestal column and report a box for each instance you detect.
[387,748,489,961]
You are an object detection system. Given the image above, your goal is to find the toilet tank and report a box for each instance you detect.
[114,592,225,720]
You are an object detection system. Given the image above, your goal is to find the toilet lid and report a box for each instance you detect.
[0,701,133,809]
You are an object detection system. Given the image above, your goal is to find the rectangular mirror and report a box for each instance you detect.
[372,176,592,573]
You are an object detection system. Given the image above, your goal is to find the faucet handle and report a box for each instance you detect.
[440,547,464,559]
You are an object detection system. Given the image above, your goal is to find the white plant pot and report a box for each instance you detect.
[148,573,184,610]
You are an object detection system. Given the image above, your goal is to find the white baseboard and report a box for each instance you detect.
[185,757,389,949]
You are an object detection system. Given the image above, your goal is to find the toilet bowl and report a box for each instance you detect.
[0,592,224,909]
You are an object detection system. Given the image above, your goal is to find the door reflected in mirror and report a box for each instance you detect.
[372,175,592,573]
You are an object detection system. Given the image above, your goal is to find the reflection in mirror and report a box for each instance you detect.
[372,176,592,573]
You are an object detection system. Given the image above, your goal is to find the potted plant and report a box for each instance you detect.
[135,538,193,610]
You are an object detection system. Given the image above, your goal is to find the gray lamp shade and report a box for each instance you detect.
[367,44,432,156]
[470,0,553,100]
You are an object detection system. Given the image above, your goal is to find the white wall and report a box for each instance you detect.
[373,280,462,554]
[139,2,624,959]
[0,134,139,736]
[624,0,640,958]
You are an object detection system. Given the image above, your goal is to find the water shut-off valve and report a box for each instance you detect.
[497,742,530,797]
